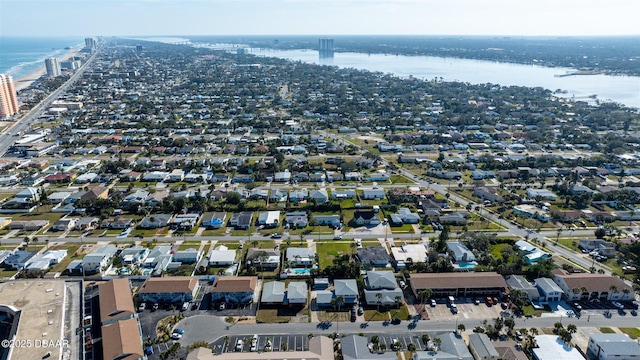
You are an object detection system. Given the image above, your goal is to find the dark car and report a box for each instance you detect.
[391,318,402,325]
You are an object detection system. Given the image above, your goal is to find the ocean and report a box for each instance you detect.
[0,37,84,80]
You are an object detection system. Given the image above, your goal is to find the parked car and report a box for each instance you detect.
[573,302,582,311]
[235,339,244,352]
[181,302,190,311]
[333,235,342,240]
[219,302,226,310]
[138,303,146,312]
[515,330,523,341]
[271,233,282,239]
[430,299,437,307]
[152,303,159,311]
[250,335,258,352]
[399,280,407,289]
[357,307,363,315]
[474,298,480,305]
[391,318,402,325]
[612,301,624,309]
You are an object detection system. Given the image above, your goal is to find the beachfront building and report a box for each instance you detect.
[45,57,61,77]
[0,74,19,118]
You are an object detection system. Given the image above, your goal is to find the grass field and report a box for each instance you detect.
[490,243,512,259]
[255,309,291,323]
[619,327,640,339]
[316,242,354,268]
[599,327,615,333]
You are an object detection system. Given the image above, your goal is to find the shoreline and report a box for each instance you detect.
[14,46,84,92]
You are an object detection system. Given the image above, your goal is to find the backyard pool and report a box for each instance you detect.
[454,262,477,271]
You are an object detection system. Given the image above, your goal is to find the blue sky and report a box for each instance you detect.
[1,0,638,37]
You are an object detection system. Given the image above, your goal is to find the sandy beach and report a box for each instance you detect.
[14,45,84,92]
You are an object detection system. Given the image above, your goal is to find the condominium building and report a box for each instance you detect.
[45,57,61,77]
[0,74,19,118]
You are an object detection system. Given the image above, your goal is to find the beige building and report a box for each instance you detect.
[0,74,19,118]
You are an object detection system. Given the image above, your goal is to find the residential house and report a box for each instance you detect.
[332,189,356,200]
[526,188,558,201]
[119,246,149,266]
[391,244,428,270]
[173,248,202,264]
[356,246,392,268]
[208,245,237,266]
[274,170,292,182]
[81,186,109,200]
[309,189,329,203]
[284,211,308,228]
[397,208,420,224]
[201,212,226,229]
[468,333,500,360]
[142,171,169,182]
[82,245,118,274]
[535,277,564,303]
[474,187,504,203]
[313,214,341,227]
[362,189,385,200]
[121,189,150,208]
[209,276,257,304]
[412,332,473,360]
[363,271,404,307]
[447,241,476,262]
[167,169,185,182]
[513,204,551,222]
[587,334,640,360]
[532,335,583,360]
[288,189,308,203]
[341,335,397,360]
[334,279,359,304]
[229,212,253,230]
[504,275,541,301]
[579,239,617,258]
[246,248,279,270]
[286,247,315,267]
[138,277,200,303]
[52,218,77,231]
[138,214,173,229]
[3,251,37,270]
[258,211,280,228]
[439,212,469,225]
[352,210,381,226]
[269,189,287,203]
[74,217,100,231]
[170,213,200,230]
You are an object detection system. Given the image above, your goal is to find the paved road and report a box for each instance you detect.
[0,50,97,156]
[172,311,640,346]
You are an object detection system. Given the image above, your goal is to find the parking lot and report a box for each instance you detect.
[425,297,503,321]
[211,334,311,353]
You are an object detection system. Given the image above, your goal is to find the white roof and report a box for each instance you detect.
[532,335,583,360]
[391,244,428,263]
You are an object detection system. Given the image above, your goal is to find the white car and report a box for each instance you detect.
[250,335,258,352]
[235,339,244,352]
[612,301,624,309]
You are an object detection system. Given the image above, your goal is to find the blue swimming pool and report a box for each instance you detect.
[456,262,477,269]
[293,269,311,275]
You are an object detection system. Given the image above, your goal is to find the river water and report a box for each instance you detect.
[246,48,640,109]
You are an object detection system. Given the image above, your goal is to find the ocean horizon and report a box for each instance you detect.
[0,36,85,80]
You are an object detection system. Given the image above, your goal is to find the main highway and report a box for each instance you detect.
[0,50,98,156]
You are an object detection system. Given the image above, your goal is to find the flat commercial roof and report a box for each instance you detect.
[0,280,67,360]
[410,272,507,290]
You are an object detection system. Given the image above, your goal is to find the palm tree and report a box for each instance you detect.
[418,289,432,304]
[32,237,39,249]
[336,295,345,312]
[609,285,618,293]
[457,323,466,334]
[45,239,50,250]
[567,324,577,334]
[394,295,402,308]
[433,337,442,351]
[375,292,382,312]
[24,236,30,250]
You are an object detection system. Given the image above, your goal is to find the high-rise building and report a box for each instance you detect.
[85,37,97,48]
[318,38,335,59]
[0,74,20,118]
[45,57,61,77]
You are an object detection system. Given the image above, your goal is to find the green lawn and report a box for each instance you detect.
[490,243,512,259]
[316,242,354,268]
[599,327,616,333]
[619,328,640,339]
[390,224,415,234]
[364,305,411,321]
[389,174,416,185]
[0,268,18,278]
[255,309,291,323]
[200,227,228,236]
[521,304,551,317]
